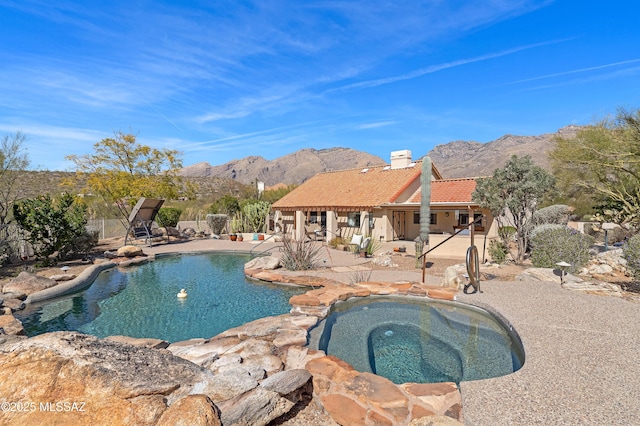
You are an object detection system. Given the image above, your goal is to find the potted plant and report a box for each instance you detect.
[237,233,244,241]
[230,234,237,241]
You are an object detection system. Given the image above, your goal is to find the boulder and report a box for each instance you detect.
[217,369,313,426]
[515,267,581,283]
[0,332,221,425]
[442,264,466,289]
[2,272,57,295]
[104,335,169,349]
[244,256,280,271]
[156,395,221,426]
[0,314,24,335]
[49,274,77,282]
[2,298,26,312]
[117,245,145,257]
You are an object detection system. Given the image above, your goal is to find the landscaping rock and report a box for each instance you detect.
[217,370,313,426]
[442,264,466,289]
[49,274,77,282]
[117,245,145,257]
[2,298,25,312]
[0,314,24,335]
[2,272,57,295]
[156,395,222,426]
[104,335,170,349]
[0,332,220,425]
[244,256,280,270]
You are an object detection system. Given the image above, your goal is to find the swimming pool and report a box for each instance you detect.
[308,296,524,384]
[16,253,306,343]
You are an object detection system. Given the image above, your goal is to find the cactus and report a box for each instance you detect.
[243,201,271,233]
[420,156,432,244]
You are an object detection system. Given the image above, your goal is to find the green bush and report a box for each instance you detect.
[488,239,508,263]
[530,226,594,273]
[156,207,182,228]
[13,193,89,265]
[623,234,640,279]
[498,226,516,241]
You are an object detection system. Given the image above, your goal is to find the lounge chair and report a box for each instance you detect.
[124,198,164,247]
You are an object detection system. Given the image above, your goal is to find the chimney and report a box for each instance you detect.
[390,150,412,169]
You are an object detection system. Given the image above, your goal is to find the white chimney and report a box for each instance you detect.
[390,150,412,169]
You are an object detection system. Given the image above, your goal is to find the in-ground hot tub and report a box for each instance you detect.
[308,296,524,384]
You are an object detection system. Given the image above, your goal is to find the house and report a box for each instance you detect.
[271,150,498,258]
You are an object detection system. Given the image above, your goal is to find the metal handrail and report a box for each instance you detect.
[417,216,484,260]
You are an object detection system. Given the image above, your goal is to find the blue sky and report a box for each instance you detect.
[1,1,639,171]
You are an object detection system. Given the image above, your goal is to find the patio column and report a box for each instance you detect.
[326,210,337,243]
[294,210,306,241]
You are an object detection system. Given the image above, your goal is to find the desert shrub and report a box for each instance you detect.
[623,234,640,279]
[530,226,594,272]
[72,230,100,255]
[498,226,516,241]
[530,204,572,226]
[206,214,228,235]
[156,207,182,228]
[529,224,564,240]
[329,236,345,248]
[488,239,509,263]
[349,267,372,285]
[280,238,322,270]
[13,193,89,265]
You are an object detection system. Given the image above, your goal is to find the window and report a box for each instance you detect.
[308,211,327,226]
[347,212,361,228]
[459,213,483,229]
[413,212,437,225]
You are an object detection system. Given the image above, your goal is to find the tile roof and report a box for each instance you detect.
[409,178,478,204]
[272,162,423,211]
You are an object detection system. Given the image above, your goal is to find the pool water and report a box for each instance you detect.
[16,253,306,343]
[308,296,524,384]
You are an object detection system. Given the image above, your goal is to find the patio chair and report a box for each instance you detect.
[124,198,164,247]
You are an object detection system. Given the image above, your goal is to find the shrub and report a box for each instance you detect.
[279,238,322,270]
[488,239,508,263]
[498,226,516,241]
[530,226,594,272]
[329,236,345,248]
[156,207,182,228]
[530,204,572,226]
[623,234,640,279]
[13,193,89,265]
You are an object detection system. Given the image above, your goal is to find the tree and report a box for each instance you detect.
[66,131,189,230]
[0,131,29,260]
[208,194,240,216]
[13,193,89,265]
[472,155,555,264]
[550,108,640,227]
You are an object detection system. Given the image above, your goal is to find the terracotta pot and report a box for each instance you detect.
[230,235,237,241]
[237,235,244,241]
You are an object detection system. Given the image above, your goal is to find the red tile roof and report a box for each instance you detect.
[272,162,423,211]
[409,178,477,204]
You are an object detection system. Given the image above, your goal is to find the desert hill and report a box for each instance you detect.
[180,126,580,184]
[178,147,386,186]
[427,125,580,178]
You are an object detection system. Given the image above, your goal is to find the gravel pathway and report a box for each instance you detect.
[457,280,640,426]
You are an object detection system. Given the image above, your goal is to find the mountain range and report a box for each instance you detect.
[178,126,581,185]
